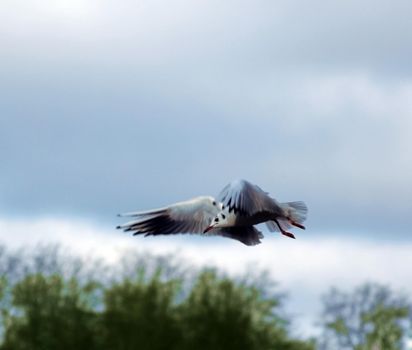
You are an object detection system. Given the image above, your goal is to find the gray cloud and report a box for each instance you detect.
[1,0,412,237]
[2,0,412,75]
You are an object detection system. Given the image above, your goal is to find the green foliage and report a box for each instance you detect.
[102,271,181,350]
[2,245,411,350]
[178,269,315,350]
[1,274,100,350]
[321,283,411,350]
[179,269,278,350]
[0,245,315,350]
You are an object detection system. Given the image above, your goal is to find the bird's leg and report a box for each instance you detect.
[287,217,306,230]
[274,219,296,239]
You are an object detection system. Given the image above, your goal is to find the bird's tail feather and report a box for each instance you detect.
[282,201,307,225]
[266,201,307,232]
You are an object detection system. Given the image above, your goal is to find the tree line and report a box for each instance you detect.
[0,245,410,350]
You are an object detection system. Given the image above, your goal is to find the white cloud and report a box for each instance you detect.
[1,216,411,337]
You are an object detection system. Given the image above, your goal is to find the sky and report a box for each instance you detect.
[1,0,412,338]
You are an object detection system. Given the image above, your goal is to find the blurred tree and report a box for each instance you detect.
[0,275,9,342]
[320,283,411,350]
[0,274,100,350]
[0,245,315,350]
[178,269,315,350]
[101,267,181,350]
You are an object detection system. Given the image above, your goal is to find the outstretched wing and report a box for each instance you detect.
[218,179,282,216]
[117,196,220,236]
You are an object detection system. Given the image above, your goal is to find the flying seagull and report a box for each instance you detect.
[117,179,307,246]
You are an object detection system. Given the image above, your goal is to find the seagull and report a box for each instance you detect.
[117,179,307,246]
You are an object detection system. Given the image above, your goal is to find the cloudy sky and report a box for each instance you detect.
[1,0,412,337]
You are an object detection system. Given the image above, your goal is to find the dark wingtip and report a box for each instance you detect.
[116,225,121,229]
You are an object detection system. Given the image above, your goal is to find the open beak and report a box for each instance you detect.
[203,225,215,233]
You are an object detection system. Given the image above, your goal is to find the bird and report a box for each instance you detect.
[117,179,307,246]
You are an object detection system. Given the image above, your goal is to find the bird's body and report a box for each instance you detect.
[117,179,307,246]
[230,210,280,227]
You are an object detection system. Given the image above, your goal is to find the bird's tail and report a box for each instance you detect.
[281,201,307,228]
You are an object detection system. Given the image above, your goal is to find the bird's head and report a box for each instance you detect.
[203,210,233,233]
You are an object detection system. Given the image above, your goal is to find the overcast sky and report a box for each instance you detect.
[1,0,412,338]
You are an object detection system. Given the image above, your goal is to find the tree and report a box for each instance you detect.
[178,269,315,350]
[320,283,411,350]
[101,268,181,350]
[0,245,315,350]
[1,274,100,350]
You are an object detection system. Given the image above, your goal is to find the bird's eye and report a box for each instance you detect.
[222,205,225,209]
[214,218,219,222]
[221,214,226,219]
[212,201,216,206]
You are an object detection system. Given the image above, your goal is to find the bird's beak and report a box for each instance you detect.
[203,225,214,233]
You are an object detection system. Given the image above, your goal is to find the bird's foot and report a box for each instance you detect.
[288,218,305,230]
[281,231,296,239]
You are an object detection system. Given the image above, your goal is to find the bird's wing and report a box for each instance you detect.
[216,226,264,246]
[218,179,281,216]
[117,196,220,236]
